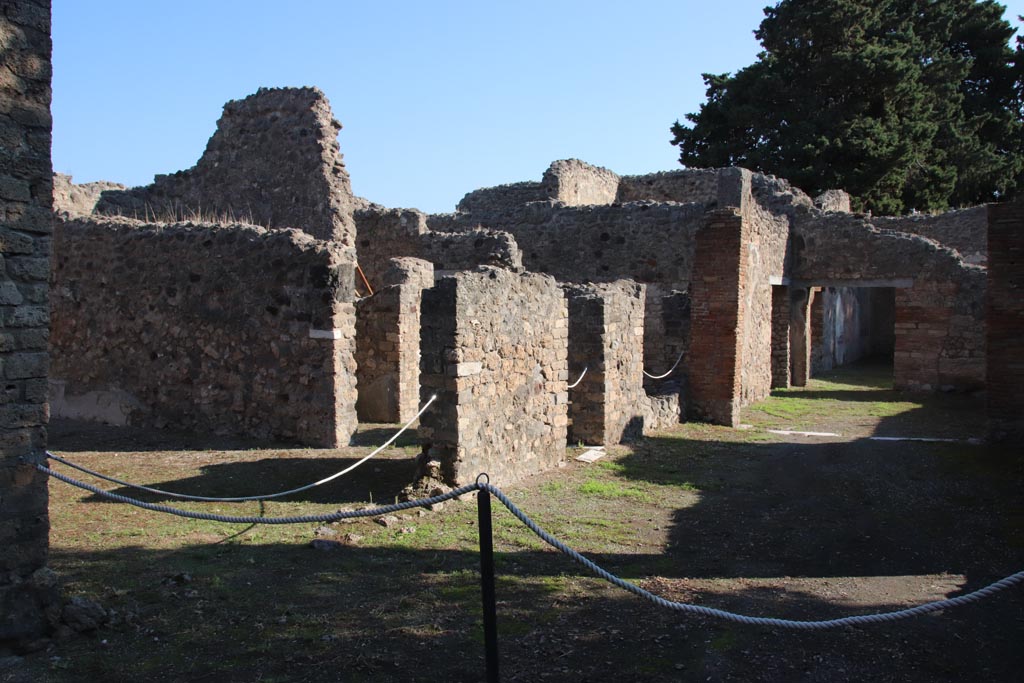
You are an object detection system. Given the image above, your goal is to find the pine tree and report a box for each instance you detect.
[671,0,1022,213]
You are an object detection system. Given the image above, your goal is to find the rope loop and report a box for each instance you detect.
[567,367,588,389]
[476,472,490,487]
[46,394,437,503]
[643,351,684,380]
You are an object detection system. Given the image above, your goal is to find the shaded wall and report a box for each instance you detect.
[986,200,1024,440]
[51,218,358,446]
[355,257,432,423]
[0,0,58,648]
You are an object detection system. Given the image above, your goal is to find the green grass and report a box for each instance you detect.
[577,479,652,502]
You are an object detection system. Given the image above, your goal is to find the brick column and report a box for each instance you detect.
[789,287,811,386]
[986,200,1024,440]
[688,209,747,426]
[0,0,59,648]
[770,286,790,388]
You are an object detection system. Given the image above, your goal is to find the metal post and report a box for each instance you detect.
[477,475,500,683]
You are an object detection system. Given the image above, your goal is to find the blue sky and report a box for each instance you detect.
[52,1,1024,214]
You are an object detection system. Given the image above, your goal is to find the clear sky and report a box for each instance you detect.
[51,1,1024,214]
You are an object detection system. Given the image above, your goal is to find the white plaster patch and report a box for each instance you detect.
[308,328,342,340]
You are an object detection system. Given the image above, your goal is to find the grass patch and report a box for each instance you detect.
[577,479,652,502]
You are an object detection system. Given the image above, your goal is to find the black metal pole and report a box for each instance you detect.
[478,484,500,683]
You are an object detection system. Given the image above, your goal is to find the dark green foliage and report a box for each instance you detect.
[671,0,1023,214]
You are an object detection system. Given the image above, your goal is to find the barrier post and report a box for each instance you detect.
[477,476,500,682]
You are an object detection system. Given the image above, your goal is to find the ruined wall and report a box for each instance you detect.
[566,281,673,445]
[986,200,1024,440]
[52,173,124,218]
[456,181,547,214]
[51,218,358,446]
[794,215,985,391]
[813,190,851,213]
[355,208,522,291]
[872,206,988,266]
[355,257,432,423]
[95,87,359,245]
[616,169,721,205]
[541,159,619,206]
[0,0,58,648]
[418,267,567,487]
[435,201,706,289]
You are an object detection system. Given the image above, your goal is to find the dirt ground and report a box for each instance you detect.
[4,362,1023,682]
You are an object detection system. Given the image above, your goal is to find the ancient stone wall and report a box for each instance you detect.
[51,218,358,446]
[873,206,988,266]
[566,281,674,445]
[436,201,706,289]
[813,190,852,213]
[541,159,620,206]
[355,257,432,423]
[418,267,567,487]
[356,208,521,291]
[986,199,1024,440]
[616,169,721,205]
[793,215,985,391]
[0,0,58,648]
[52,173,124,218]
[456,181,547,214]
[95,87,360,245]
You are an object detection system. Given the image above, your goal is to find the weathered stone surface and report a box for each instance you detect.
[566,280,678,445]
[50,217,358,446]
[356,258,433,423]
[542,159,620,207]
[355,207,521,291]
[986,199,1024,441]
[94,87,359,245]
[0,0,55,651]
[418,267,568,487]
[51,172,124,218]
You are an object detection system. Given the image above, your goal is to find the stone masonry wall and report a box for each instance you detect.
[356,208,522,291]
[95,87,360,246]
[0,0,59,649]
[436,201,706,289]
[985,200,1024,440]
[873,206,988,266]
[794,215,985,391]
[541,159,620,206]
[52,172,124,218]
[616,169,722,205]
[418,267,567,487]
[355,257,432,423]
[566,281,664,445]
[51,218,358,446]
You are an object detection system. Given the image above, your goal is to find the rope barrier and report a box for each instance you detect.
[39,463,474,524]
[643,351,684,380]
[46,395,436,503]
[38,463,1024,630]
[567,367,588,389]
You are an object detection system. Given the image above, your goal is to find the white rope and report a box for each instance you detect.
[643,351,685,380]
[567,367,588,389]
[47,394,436,502]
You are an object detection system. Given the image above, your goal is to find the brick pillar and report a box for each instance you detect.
[688,209,747,426]
[0,0,60,648]
[770,285,790,388]
[893,283,955,391]
[986,200,1024,440]
[789,287,811,386]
